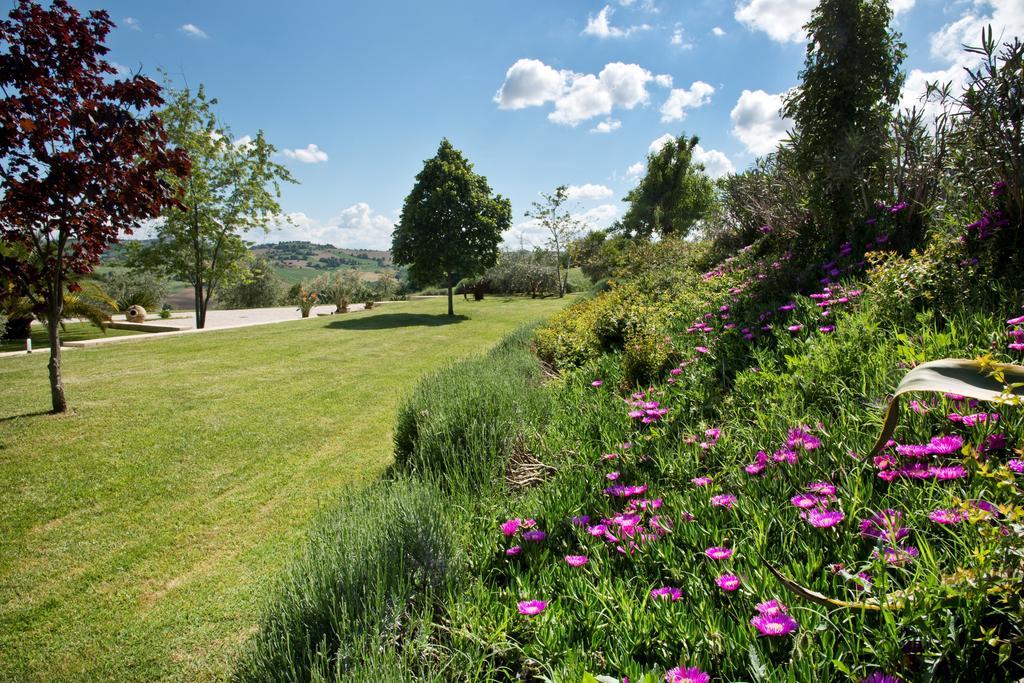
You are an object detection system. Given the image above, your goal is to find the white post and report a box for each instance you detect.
[26,337,32,353]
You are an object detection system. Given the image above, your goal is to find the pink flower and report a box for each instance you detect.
[705,546,733,560]
[807,481,836,496]
[695,346,710,354]
[711,494,737,509]
[517,599,547,615]
[591,380,603,387]
[523,530,546,542]
[751,612,799,636]
[1008,459,1024,473]
[803,508,845,528]
[691,476,712,487]
[929,465,967,481]
[787,324,804,332]
[501,518,521,537]
[564,555,589,567]
[650,586,683,602]
[665,666,710,683]
[607,471,621,481]
[929,509,966,525]
[791,494,818,510]
[506,546,521,556]
[715,573,741,591]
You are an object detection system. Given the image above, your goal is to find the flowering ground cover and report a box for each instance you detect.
[240,235,1024,682]
[0,296,570,682]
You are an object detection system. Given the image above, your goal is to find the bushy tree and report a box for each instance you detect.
[0,1,189,412]
[484,249,559,297]
[133,84,295,328]
[392,139,511,315]
[216,255,285,309]
[620,133,716,240]
[100,269,169,311]
[782,0,906,243]
[312,269,366,313]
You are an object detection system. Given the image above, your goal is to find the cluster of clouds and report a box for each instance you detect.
[282,143,329,164]
[734,0,915,44]
[495,59,715,127]
[269,204,397,250]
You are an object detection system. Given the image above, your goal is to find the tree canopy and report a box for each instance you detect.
[782,0,906,241]
[0,0,189,412]
[620,133,716,240]
[132,84,295,328]
[392,138,511,315]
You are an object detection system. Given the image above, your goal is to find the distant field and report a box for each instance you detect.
[0,296,572,682]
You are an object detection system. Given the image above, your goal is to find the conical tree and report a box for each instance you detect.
[392,139,511,316]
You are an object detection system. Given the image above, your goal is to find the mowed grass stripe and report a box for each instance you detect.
[0,296,570,682]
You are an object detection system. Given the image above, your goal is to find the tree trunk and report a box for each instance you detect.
[447,284,454,316]
[555,249,564,298]
[46,302,67,413]
[194,284,206,329]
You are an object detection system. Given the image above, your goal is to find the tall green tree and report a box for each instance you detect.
[620,133,716,240]
[392,139,511,316]
[134,85,295,328]
[782,0,906,242]
[524,185,581,297]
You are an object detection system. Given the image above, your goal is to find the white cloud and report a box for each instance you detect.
[583,5,651,38]
[626,161,645,179]
[494,59,568,110]
[180,23,208,39]
[110,61,132,78]
[566,183,614,201]
[232,135,254,151]
[123,17,141,31]
[270,204,395,250]
[902,1,1024,119]
[735,0,914,43]
[730,89,792,156]
[577,203,620,228]
[692,144,735,178]
[590,118,622,133]
[670,25,694,48]
[282,143,329,164]
[549,62,654,126]
[660,80,715,122]
[649,133,676,154]
[654,73,673,88]
[711,26,726,37]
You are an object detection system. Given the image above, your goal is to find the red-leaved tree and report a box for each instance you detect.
[0,0,190,413]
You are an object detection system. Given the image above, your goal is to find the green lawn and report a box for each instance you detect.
[0,321,143,353]
[0,296,570,682]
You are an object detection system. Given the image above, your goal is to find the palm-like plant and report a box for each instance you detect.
[1,280,116,339]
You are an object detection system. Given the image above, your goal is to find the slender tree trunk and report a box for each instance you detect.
[46,298,67,413]
[555,253,564,298]
[194,284,206,329]
[447,284,454,316]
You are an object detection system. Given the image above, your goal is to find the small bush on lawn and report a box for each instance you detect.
[233,477,457,683]
[393,324,551,492]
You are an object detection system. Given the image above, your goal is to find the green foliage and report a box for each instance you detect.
[782,0,906,240]
[572,229,628,282]
[483,249,559,297]
[525,185,581,297]
[100,269,169,311]
[234,478,458,683]
[392,139,511,315]
[393,326,551,493]
[620,133,716,240]
[216,256,286,309]
[133,83,296,328]
[310,269,367,313]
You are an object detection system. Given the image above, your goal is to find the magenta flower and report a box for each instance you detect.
[715,573,741,591]
[859,510,909,542]
[607,471,621,481]
[591,380,603,387]
[1008,314,1024,325]
[517,599,547,616]
[665,666,710,683]
[691,476,712,487]
[711,494,737,509]
[860,673,898,683]
[705,546,733,560]
[791,493,818,509]
[523,530,546,542]
[875,545,919,565]
[751,612,799,636]
[787,324,804,332]
[929,465,967,481]
[1008,459,1024,473]
[506,546,521,556]
[929,508,966,525]
[779,302,797,311]
[807,481,836,496]
[787,427,822,451]
[650,586,683,602]
[755,599,786,616]
[928,434,964,455]
[803,508,845,528]
[564,555,589,567]
[571,514,590,526]
[819,325,835,333]
[501,518,521,537]
[695,346,710,354]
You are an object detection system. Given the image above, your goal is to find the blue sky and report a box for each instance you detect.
[80,0,1024,249]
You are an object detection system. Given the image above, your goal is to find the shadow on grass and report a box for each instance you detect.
[0,409,55,423]
[326,312,469,331]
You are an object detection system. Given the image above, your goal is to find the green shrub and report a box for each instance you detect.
[233,478,457,683]
[100,269,169,311]
[393,326,551,493]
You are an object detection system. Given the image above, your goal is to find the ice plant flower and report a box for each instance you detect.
[691,476,712,487]
[807,481,836,496]
[650,586,683,602]
[787,324,803,332]
[711,494,737,509]
[591,380,603,387]
[715,573,741,591]
[804,508,845,528]
[564,555,589,567]
[929,509,966,525]
[705,546,733,560]
[929,465,967,481]
[607,471,621,481]
[791,494,818,509]
[928,434,964,455]
[1008,459,1024,473]
[501,518,521,537]
[860,674,898,683]
[523,530,546,542]
[665,666,710,683]
[517,600,546,616]
[859,510,909,542]
[695,346,710,354]
[506,546,521,556]
[751,612,799,636]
